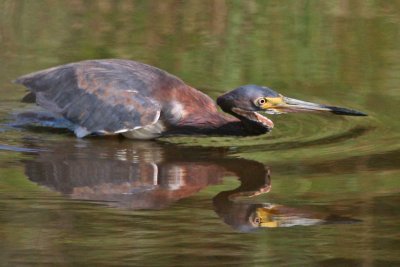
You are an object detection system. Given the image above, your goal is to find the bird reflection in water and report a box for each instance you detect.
[22,139,359,231]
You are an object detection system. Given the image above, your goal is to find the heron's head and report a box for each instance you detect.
[217,85,366,133]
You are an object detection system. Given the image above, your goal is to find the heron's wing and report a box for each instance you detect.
[14,60,165,137]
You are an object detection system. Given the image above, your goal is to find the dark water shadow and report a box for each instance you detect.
[20,138,360,231]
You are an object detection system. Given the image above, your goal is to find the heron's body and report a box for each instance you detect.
[15,59,366,139]
[16,60,244,139]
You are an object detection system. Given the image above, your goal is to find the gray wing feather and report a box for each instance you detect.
[15,60,164,137]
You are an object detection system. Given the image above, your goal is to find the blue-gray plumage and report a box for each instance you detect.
[14,59,366,139]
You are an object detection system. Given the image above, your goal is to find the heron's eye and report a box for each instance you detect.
[257,98,267,106]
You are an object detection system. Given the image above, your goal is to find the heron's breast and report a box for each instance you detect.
[122,120,166,140]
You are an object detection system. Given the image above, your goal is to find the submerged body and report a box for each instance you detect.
[15,59,366,139]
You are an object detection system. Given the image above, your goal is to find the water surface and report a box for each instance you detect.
[0,1,399,266]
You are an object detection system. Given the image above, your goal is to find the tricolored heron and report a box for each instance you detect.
[15,59,366,139]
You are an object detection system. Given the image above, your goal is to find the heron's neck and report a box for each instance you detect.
[166,112,268,136]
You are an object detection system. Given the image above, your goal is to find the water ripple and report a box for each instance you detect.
[163,114,376,151]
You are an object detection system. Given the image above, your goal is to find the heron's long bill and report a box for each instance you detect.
[263,96,367,116]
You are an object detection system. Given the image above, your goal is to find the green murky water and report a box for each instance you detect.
[0,1,399,266]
